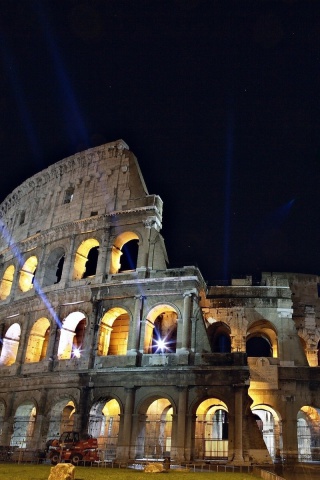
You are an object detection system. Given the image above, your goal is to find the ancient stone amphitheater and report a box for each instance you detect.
[0,139,319,465]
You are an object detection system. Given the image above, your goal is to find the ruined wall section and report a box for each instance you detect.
[262,273,320,367]
[0,140,155,250]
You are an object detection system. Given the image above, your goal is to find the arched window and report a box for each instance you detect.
[73,239,99,280]
[207,322,231,353]
[25,318,50,363]
[19,256,38,292]
[46,399,76,441]
[110,232,139,274]
[144,304,178,354]
[88,398,121,453]
[136,398,173,459]
[58,312,86,360]
[97,308,129,356]
[246,320,278,358]
[43,248,65,287]
[11,403,36,448]
[0,323,21,366]
[246,336,272,357]
[0,265,15,300]
[195,398,228,460]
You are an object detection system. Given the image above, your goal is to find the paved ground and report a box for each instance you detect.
[281,464,320,480]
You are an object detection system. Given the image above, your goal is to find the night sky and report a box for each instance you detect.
[0,0,320,284]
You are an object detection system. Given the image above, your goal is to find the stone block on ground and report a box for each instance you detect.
[48,463,75,480]
[144,462,164,473]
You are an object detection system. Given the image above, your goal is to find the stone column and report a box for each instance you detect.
[95,227,110,282]
[231,385,245,464]
[10,256,23,299]
[127,296,144,354]
[16,314,29,367]
[130,414,146,459]
[117,387,135,460]
[173,387,188,461]
[181,293,192,350]
[60,234,76,286]
[0,392,15,445]
[177,293,192,361]
[32,389,48,449]
[281,398,298,464]
[45,319,59,367]
[105,246,114,277]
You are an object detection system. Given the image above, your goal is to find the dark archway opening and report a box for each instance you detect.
[246,337,272,357]
[55,256,65,283]
[83,246,99,278]
[119,239,138,272]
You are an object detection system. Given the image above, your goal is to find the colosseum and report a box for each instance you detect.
[0,139,319,466]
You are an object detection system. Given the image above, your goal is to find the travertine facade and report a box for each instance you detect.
[0,140,319,465]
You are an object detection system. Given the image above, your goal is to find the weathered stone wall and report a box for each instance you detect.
[0,141,318,465]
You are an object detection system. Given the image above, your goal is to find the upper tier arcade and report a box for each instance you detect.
[0,140,167,301]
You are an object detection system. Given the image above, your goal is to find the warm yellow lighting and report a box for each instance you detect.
[19,256,38,292]
[72,238,99,280]
[0,264,15,300]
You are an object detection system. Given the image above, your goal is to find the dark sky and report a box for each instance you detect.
[0,0,320,284]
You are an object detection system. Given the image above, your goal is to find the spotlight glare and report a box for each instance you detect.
[156,339,167,350]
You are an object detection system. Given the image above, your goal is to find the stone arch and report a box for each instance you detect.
[135,395,175,460]
[193,398,229,460]
[42,247,65,287]
[0,323,21,366]
[72,238,99,280]
[25,317,50,363]
[88,397,121,454]
[18,256,38,292]
[109,231,139,274]
[144,304,179,353]
[0,264,15,300]
[11,401,37,448]
[97,308,130,356]
[46,398,77,441]
[207,322,231,353]
[252,404,283,460]
[246,320,278,358]
[58,311,87,360]
[298,406,320,462]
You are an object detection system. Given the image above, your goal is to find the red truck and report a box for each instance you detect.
[47,431,99,465]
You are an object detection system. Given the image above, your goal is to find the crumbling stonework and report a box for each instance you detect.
[0,141,319,466]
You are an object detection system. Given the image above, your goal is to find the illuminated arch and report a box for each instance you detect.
[18,256,38,292]
[194,398,228,460]
[97,308,129,356]
[252,405,282,460]
[25,317,50,363]
[246,320,278,358]
[144,304,178,353]
[43,247,65,287]
[109,231,139,274]
[88,398,121,453]
[207,322,231,353]
[0,323,21,366]
[0,265,15,300]
[135,397,173,459]
[298,406,320,462]
[47,399,76,440]
[72,238,99,280]
[57,312,86,360]
[11,402,36,448]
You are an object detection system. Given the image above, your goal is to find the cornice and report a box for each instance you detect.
[0,140,129,219]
